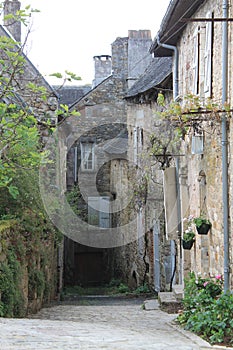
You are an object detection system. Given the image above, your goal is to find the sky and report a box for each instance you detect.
[20,0,171,86]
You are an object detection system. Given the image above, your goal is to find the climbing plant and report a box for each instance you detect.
[149,93,232,169]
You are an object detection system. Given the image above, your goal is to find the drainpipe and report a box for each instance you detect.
[222,0,230,292]
[156,35,179,100]
[156,36,182,286]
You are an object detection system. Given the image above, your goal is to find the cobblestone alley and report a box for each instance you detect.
[0,296,223,350]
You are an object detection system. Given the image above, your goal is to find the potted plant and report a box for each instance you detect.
[193,216,211,234]
[182,231,195,250]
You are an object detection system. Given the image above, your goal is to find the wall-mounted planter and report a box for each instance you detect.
[182,239,194,250]
[196,223,211,235]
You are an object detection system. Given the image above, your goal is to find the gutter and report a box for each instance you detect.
[222,0,230,292]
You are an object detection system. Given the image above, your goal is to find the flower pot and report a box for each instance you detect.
[182,239,194,250]
[196,223,211,235]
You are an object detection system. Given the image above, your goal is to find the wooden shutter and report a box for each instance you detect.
[88,196,110,228]
[133,127,138,163]
[88,197,99,226]
[204,12,212,98]
[99,197,110,228]
[163,167,179,240]
[193,27,200,95]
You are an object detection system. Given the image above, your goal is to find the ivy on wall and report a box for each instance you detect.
[0,210,62,317]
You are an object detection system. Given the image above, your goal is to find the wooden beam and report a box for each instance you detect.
[180,17,233,22]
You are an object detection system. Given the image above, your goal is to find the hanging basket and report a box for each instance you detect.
[196,223,211,235]
[182,239,194,250]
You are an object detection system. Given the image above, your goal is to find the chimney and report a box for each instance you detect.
[92,55,112,88]
[127,30,153,88]
[4,0,21,42]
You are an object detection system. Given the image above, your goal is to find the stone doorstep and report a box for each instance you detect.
[172,284,184,300]
[143,299,159,310]
[158,292,183,313]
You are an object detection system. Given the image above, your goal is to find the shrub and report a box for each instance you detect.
[0,249,26,317]
[177,272,233,346]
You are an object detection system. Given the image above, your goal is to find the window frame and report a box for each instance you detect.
[204,12,213,98]
[80,141,95,172]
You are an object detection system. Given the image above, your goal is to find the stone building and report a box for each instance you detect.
[118,57,175,291]
[63,30,153,287]
[150,0,233,290]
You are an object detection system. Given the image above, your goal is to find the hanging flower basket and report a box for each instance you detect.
[182,230,195,250]
[182,239,194,250]
[196,222,211,235]
[193,217,212,235]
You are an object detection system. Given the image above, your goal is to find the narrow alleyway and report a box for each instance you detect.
[0,295,216,350]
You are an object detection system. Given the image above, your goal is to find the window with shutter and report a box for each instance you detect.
[80,142,95,171]
[204,13,213,98]
[193,27,200,95]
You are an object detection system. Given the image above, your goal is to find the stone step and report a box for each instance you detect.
[172,284,184,300]
[158,292,183,314]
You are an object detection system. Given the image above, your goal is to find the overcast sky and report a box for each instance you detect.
[21,0,171,86]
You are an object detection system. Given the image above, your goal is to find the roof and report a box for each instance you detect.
[69,75,112,110]
[103,129,128,155]
[53,85,92,106]
[150,0,206,56]
[126,57,172,98]
[0,25,58,97]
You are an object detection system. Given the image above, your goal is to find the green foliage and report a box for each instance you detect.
[193,216,211,228]
[177,272,233,345]
[49,70,81,82]
[117,283,130,294]
[182,216,195,241]
[0,1,79,197]
[65,185,88,221]
[0,102,44,195]
[133,284,151,294]
[28,267,45,299]
[0,248,25,317]
[149,93,233,169]
[182,231,195,242]
[108,278,122,287]
[149,117,181,169]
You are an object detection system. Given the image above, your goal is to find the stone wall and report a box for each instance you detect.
[0,217,60,317]
[109,101,174,291]
[177,0,233,286]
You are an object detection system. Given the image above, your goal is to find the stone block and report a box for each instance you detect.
[158,292,182,314]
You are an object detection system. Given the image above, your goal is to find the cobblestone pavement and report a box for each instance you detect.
[0,296,220,350]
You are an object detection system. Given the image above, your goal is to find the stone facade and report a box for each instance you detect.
[122,62,176,291]
[177,0,232,287]
[151,0,233,289]
[64,30,153,288]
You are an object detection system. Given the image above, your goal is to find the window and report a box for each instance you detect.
[204,12,213,98]
[88,196,111,228]
[192,13,213,98]
[80,142,95,171]
[193,26,200,95]
[133,110,144,164]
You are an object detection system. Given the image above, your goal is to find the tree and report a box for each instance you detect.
[0,1,79,201]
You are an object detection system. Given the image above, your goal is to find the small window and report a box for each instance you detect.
[80,142,95,171]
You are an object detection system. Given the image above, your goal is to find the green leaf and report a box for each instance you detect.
[8,185,19,199]
[49,72,63,79]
